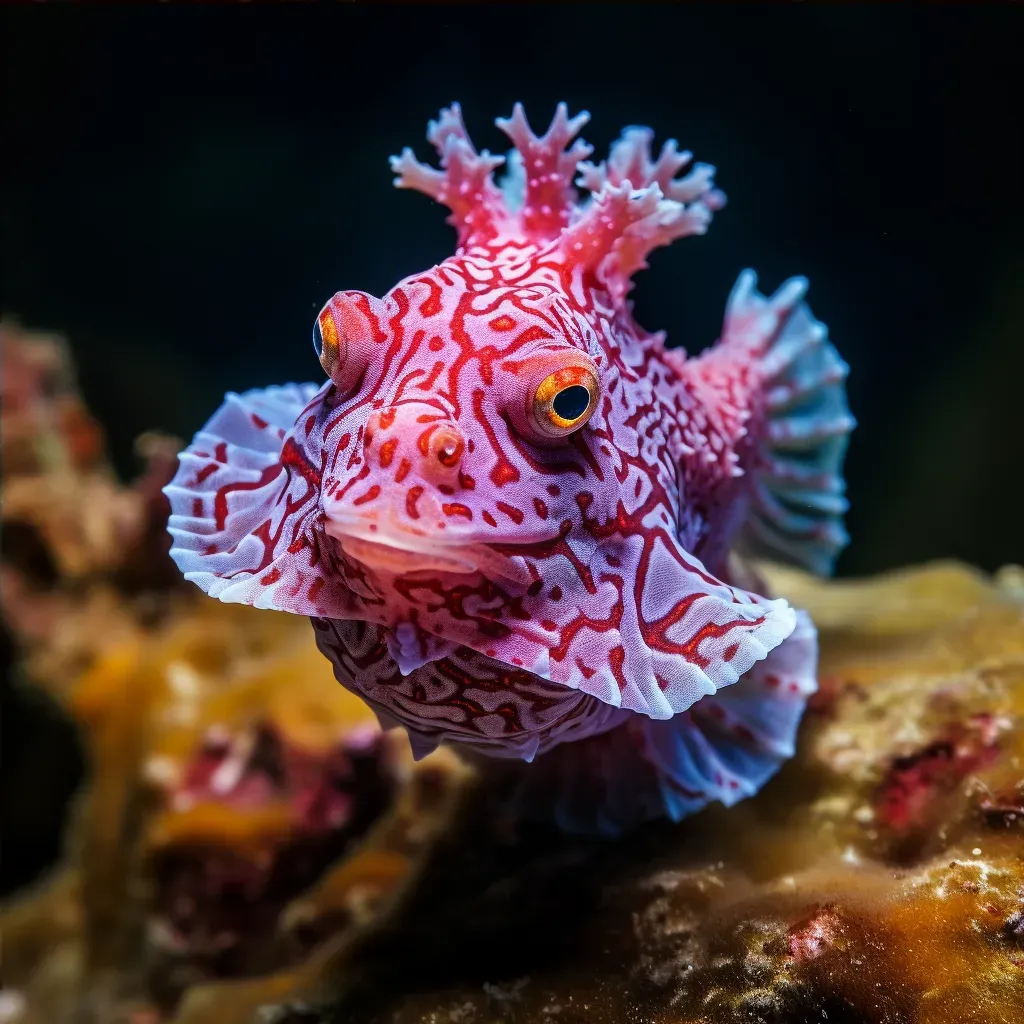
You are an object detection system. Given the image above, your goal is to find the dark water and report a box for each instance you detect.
[4,4,1022,573]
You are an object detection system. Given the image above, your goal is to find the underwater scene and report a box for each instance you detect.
[2,6,1022,1024]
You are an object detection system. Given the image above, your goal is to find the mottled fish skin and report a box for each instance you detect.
[164,105,853,831]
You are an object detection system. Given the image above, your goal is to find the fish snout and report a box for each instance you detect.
[363,403,465,486]
[323,403,478,575]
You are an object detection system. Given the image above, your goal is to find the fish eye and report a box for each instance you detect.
[314,303,343,378]
[531,363,599,438]
[313,290,382,393]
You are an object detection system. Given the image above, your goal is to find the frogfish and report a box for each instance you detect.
[165,104,854,834]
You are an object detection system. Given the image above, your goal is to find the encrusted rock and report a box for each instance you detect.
[2,327,1021,1023]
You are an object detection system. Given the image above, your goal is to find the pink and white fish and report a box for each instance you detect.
[165,104,854,834]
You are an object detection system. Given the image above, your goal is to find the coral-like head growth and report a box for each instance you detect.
[389,103,725,300]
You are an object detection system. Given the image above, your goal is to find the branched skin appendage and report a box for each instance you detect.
[165,104,854,828]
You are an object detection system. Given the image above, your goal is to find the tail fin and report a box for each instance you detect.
[724,270,855,576]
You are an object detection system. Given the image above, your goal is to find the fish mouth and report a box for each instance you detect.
[324,515,485,577]
[324,513,558,583]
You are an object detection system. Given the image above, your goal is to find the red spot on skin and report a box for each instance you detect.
[395,458,412,483]
[540,619,557,631]
[489,314,516,331]
[533,497,549,519]
[764,675,780,688]
[192,498,204,516]
[305,416,317,436]
[379,408,396,430]
[608,646,626,691]
[547,484,561,497]
[420,360,445,391]
[215,442,228,463]
[379,437,399,468]
[308,578,324,603]
[417,425,437,456]
[490,460,520,487]
[353,485,381,506]
[428,336,444,352]
[251,414,268,429]
[193,463,218,485]
[442,502,473,520]
[496,501,524,525]
[406,485,424,519]
[723,642,739,662]
[513,325,553,346]
[606,554,621,567]
[549,585,563,601]
[482,510,498,528]
[262,566,282,585]
[338,432,351,450]
[458,470,476,490]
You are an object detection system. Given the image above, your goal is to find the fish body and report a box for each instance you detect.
[165,105,854,833]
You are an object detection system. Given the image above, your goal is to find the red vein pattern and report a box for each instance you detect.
[164,104,854,832]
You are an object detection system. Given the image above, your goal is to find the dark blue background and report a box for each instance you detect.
[5,4,1022,574]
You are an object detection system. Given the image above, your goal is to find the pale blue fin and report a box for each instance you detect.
[515,611,818,836]
[726,270,855,575]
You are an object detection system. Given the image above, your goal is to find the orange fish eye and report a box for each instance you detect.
[313,305,343,377]
[313,290,383,394]
[532,363,599,437]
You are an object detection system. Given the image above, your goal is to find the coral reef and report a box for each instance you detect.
[1,325,1021,1023]
[0,326,469,1023]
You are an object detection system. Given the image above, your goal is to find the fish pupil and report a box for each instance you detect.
[553,385,590,421]
[312,321,324,358]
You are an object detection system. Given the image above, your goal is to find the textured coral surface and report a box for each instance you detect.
[317,561,1023,1024]
[2,325,1021,1024]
